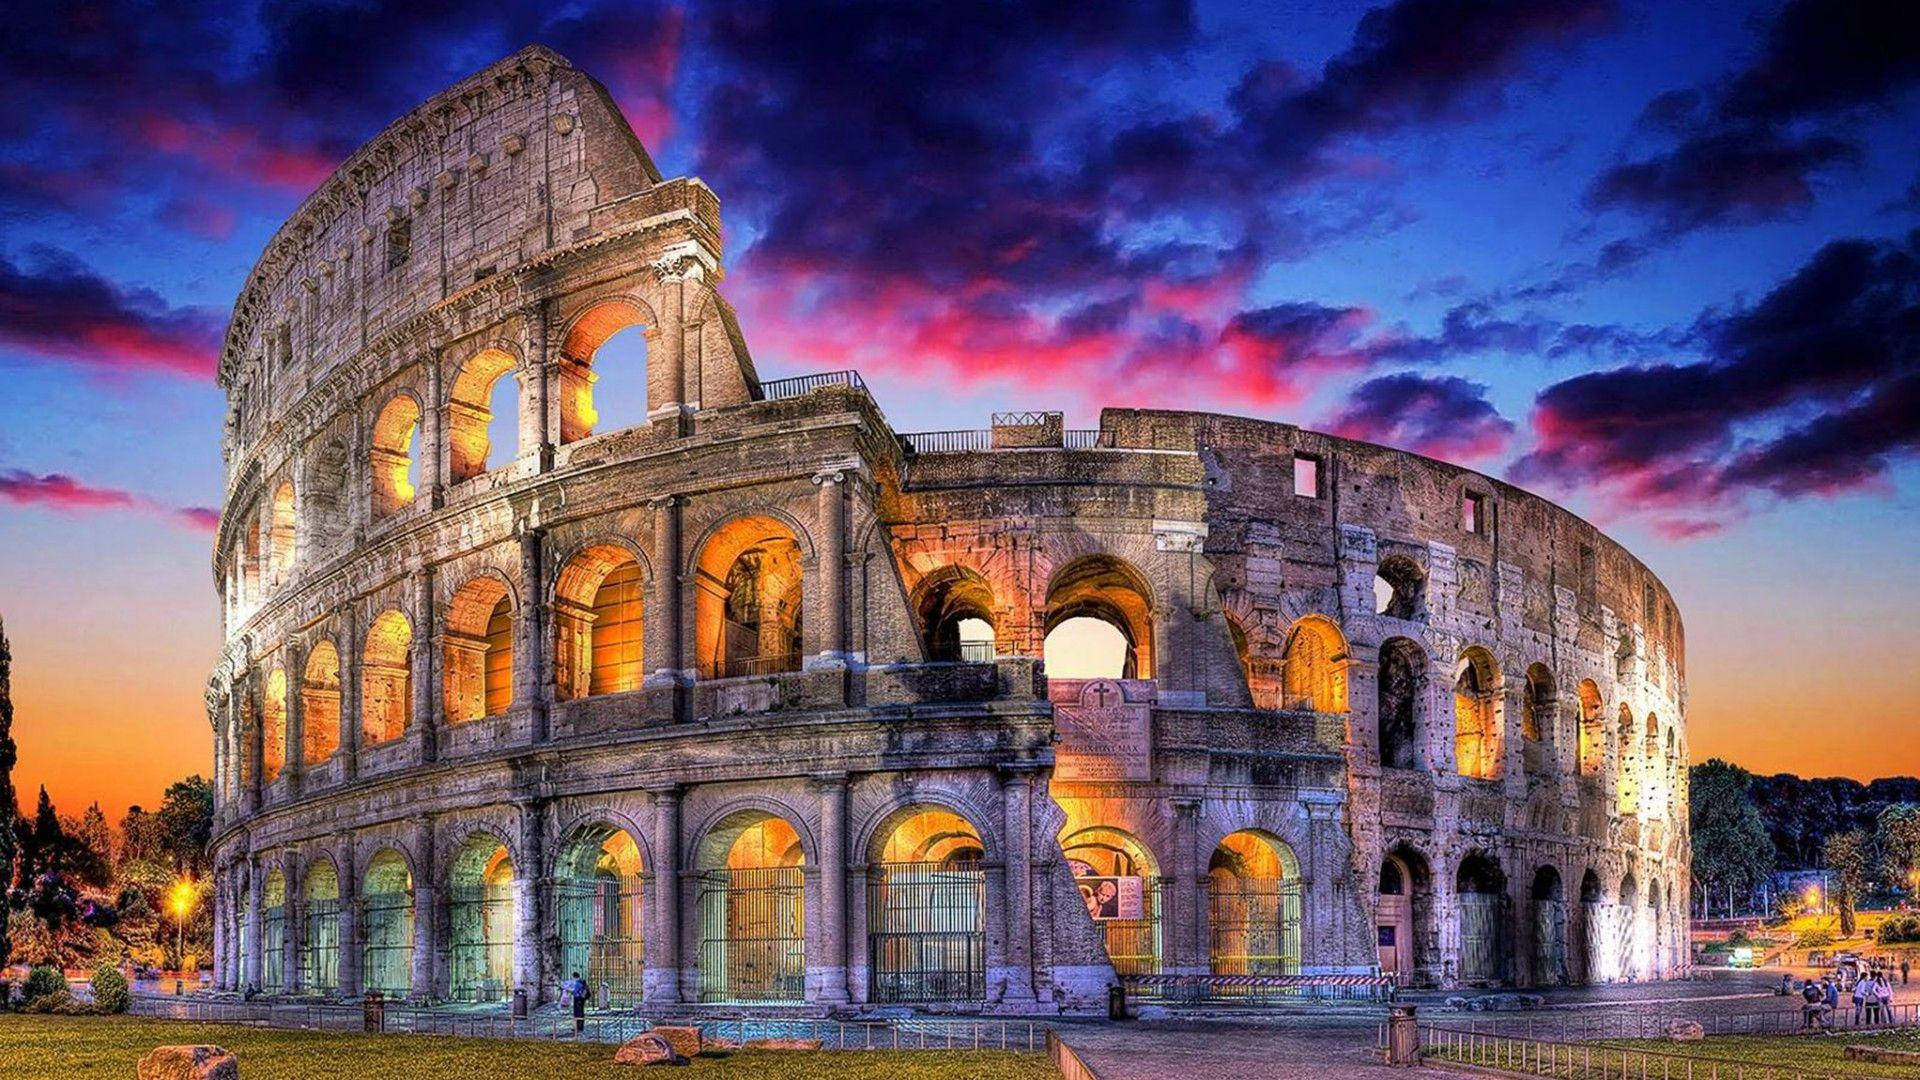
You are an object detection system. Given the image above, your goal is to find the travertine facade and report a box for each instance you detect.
[207,47,1688,1013]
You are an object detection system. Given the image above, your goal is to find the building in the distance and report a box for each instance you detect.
[206,47,1688,1013]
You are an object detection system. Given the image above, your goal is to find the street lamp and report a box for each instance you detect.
[168,879,197,993]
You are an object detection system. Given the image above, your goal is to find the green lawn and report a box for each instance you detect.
[1593,1030,1920,1079]
[0,1014,1059,1080]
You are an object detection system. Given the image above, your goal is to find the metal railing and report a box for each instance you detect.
[720,652,802,679]
[1411,1003,1920,1041]
[759,370,866,401]
[898,429,993,455]
[1063,429,1115,449]
[128,994,1052,1051]
[1407,1019,1891,1080]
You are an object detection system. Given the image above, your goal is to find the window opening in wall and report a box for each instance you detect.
[1373,556,1425,619]
[1460,492,1486,535]
[1453,648,1501,780]
[385,217,411,270]
[1292,454,1321,498]
[559,301,653,443]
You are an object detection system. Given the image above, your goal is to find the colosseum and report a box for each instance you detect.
[205,47,1689,1014]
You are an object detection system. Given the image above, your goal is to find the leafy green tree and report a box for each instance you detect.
[1689,760,1776,917]
[155,776,212,877]
[1876,803,1920,893]
[1823,829,1874,937]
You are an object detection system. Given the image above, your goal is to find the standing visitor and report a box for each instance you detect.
[563,971,589,1035]
[1903,959,1910,985]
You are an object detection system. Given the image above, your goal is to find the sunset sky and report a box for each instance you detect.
[1,0,1915,818]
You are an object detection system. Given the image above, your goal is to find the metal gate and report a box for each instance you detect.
[1208,877,1302,995]
[555,877,645,1007]
[1457,893,1510,983]
[361,889,414,997]
[868,863,986,1002]
[1581,901,1607,982]
[1104,880,1162,976]
[260,906,284,994]
[302,899,340,993]
[1532,898,1568,985]
[448,884,514,1001]
[697,867,804,1002]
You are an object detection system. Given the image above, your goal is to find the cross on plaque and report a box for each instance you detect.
[1090,682,1118,707]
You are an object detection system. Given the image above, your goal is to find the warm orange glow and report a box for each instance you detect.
[445,575,513,721]
[694,516,803,679]
[370,395,420,516]
[301,641,341,765]
[554,545,645,698]
[361,609,413,744]
[558,298,654,443]
[1453,647,1501,779]
[447,347,519,481]
[168,877,196,920]
[1043,555,1154,679]
[1280,614,1348,713]
[261,667,287,782]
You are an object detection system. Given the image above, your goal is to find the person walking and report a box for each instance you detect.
[1903,959,1910,986]
[563,970,590,1035]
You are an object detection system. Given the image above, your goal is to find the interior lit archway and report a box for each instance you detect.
[301,642,340,765]
[554,545,645,699]
[361,610,413,746]
[1208,830,1302,985]
[447,347,521,480]
[370,395,421,518]
[445,575,514,721]
[553,824,646,1007]
[1063,825,1161,977]
[695,811,805,1002]
[361,849,414,998]
[301,859,341,993]
[1453,647,1502,780]
[448,836,515,1002]
[694,517,804,680]
[869,807,987,1002]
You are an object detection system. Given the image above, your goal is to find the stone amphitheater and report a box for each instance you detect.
[206,47,1689,1014]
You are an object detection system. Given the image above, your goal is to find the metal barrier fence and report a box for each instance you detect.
[1048,1029,1105,1080]
[1123,973,1393,1004]
[1408,1002,1920,1041]
[1408,1021,1888,1080]
[759,370,867,400]
[898,430,993,455]
[128,995,1052,1051]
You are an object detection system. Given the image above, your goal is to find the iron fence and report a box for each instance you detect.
[1405,1019,1895,1080]
[1206,877,1303,998]
[360,890,414,998]
[697,866,805,1002]
[1063,429,1116,449]
[447,885,513,1002]
[302,900,341,994]
[720,652,802,678]
[1409,1003,1920,1042]
[868,863,987,1003]
[553,878,645,1008]
[898,430,993,455]
[759,370,867,400]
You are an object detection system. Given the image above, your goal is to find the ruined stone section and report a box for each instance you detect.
[207,47,1687,1015]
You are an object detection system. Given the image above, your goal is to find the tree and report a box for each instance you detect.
[1689,760,1776,917]
[1877,803,1920,894]
[155,776,213,877]
[0,616,16,966]
[1823,830,1874,937]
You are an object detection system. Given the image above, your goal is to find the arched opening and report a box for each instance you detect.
[1377,847,1436,986]
[1043,555,1154,679]
[447,348,520,481]
[1208,830,1302,987]
[1617,874,1641,980]
[301,643,340,766]
[1576,681,1604,777]
[1063,826,1161,977]
[695,517,803,680]
[869,807,987,1002]
[306,437,349,553]
[1377,637,1425,769]
[361,610,413,746]
[554,545,645,698]
[1648,884,1665,976]
[559,301,652,442]
[241,517,262,607]
[1280,615,1349,713]
[1616,705,1639,815]
[696,812,805,1002]
[449,836,515,1002]
[1578,869,1606,983]
[1530,866,1567,986]
[302,859,341,994]
[553,825,645,1008]
[261,668,287,783]
[269,480,296,582]
[1523,663,1555,775]
[1642,714,1662,817]
[445,576,514,721]
[370,395,421,518]
[1374,555,1425,619]
[1454,648,1502,780]
[261,869,286,994]
[913,566,998,663]
[1455,850,1510,985]
[361,849,414,998]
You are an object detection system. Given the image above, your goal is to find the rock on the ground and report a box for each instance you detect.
[137,1045,239,1080]
[701,1036,739,1053]
[742,1037,823,1050]
[613,1033,685,1066]
[1845,1045,1920,1064]
[1445,996,1470,1012]
[649,1025,702,1058]
[1663,1019,1705,1042]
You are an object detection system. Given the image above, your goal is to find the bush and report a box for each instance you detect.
[1727,929,1750,945]
[1879,914,1920,944]
[21,965,66,1004]
[20,988,94,1015]
[1796,929,1835,949]
[90,964,131,1014]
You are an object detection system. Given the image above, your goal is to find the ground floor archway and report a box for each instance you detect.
[1455,850,1509,985]
[1530,866,1568,986]
[868,806,987,1003]
[449,837,515,1002]
[261,870,286,995]
[554,825,645,1007]
[1063,825,1161,976]
[361,850,414,998]
[696,812,806,1002]
[1208,830,1302,986]
[301,860,341,994]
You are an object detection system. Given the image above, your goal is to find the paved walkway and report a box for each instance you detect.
[1056,1015,1403,1080]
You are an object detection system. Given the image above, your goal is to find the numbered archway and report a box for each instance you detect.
[361,849,414,998]
[301,859,341,994]
[695,812,806,1002]
[553,825,645,1008]
[448,836,516,1001]
[868,807,987,1002]
[1208,830,1302,991]
[1063,825,1161,976]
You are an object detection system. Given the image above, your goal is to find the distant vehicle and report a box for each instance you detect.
[1729,946,1756,968]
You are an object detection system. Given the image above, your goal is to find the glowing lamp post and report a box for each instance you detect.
[168,879,196,994]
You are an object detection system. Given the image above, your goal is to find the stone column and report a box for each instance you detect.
[997,765,1037,1001]
[521,304,553,470]
[337,833,361,996]
[281,850,303,993]
[513,799,546,1001]
[808,470,848,669]
[338,610,361,781]
[244,854,264,992]
[1169,796,1206,976]
[284,641,306,794]
[410,815,436,1001]
[643,785,682,1003]
[812,773,850,1002]
[517,527,548,740]
[423,351,445,507]
[243,673,264,814]
[643,496,685,688]
[211,867,228,990]
[411,566,437,763]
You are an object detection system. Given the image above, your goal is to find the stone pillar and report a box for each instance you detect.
[643,785,682,1003]
[644,496,686,688]
[211,867,228,989]
[1169,796,1206,976]
[513,799,546,1001]
[520,305,552,470]
[338,610,361,780]
[284,641,306,794]
[808,470,848,669]
[411,567,437,763]
[244,854,264,992]
[518,527,548,740]
[281,850,303,993]
[423,351,445,507]
[812,773,850,1002]
[997,765,1037,1001]
[337,833,361,996]
[410,816,436,1001]
[243,674,264,814]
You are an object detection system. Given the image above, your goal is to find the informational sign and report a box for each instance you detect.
[1070,868,1145,922]
[1052,678,1152,782]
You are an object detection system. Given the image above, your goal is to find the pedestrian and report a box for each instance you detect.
[1903,959,1911,986]
[563,970,589,1035]
[1801,979,1822,1029]
[1824,977,1840,1031]
[1850,977,1864,1026]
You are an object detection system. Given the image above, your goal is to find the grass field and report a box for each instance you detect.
[0,1014,1060,1079]
[1595,1030,1920,1079]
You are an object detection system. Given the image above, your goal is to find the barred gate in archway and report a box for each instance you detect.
[1208,878,1302,991]
[698,867,804,1002]
[1104,880,1162,976]
[868,863,986,1002]
[361,889,413,997]
[302,898,340,993]
[555,878,645,1006]
[1457,893,1511,983]
[260,905,285,994]
[449,884,514,1001]
[1532,899,1568,985]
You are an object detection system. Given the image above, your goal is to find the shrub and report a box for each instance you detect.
[1796,929,1835,950]
[21,988,93,1015]
[1727,929,1750,945]
[1879,914,1920,944]
[21,965,66,1004]
[90,964,131,1014]
[0,978,11,1009]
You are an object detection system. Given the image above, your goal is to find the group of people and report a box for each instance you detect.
[1793,961,1905,1031]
